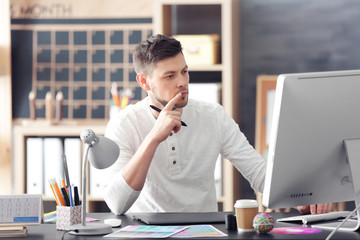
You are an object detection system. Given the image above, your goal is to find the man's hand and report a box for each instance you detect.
[297,203,332,215]
[121,93,184,191]
[151,93,183,143]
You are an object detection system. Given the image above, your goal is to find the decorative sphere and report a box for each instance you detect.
[253,212,275,233]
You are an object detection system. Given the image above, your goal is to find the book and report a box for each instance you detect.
[64,138,81,189]
[43,138,63,196]
[0,226,27,238]
[90,166,104,197]
[26,138,44,194]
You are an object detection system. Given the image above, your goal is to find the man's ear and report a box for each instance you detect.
[136,73,150,91]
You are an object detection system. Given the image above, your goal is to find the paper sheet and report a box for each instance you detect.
[171,225,227,238]
[104,225,188,238]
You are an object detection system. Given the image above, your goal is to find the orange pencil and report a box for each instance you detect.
[48,179,60,206]
[60,175,69,197]
[111,83,120,107]
[52,178,66,206]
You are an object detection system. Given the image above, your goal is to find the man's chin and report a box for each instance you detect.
[175,99,188,109]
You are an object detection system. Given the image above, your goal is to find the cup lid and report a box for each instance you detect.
[234,199,258,208]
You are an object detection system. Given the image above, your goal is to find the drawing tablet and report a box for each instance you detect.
[132,212,228,225]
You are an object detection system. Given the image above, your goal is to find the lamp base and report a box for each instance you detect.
[69,222,113,235]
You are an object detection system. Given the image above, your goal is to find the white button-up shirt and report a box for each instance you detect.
[101,97,266,215]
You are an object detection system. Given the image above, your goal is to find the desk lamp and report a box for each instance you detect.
[70,129,119,235]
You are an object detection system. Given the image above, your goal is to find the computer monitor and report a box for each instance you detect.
[262,69,360,231]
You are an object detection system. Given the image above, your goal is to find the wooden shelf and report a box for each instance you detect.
[13,120,108,212]
[157,0,229,5]
[189,64,223,71]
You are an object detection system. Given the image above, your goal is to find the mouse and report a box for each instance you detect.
[104,218,122,228]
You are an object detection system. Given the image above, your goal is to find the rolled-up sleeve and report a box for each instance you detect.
[102,172,140,215]
[101,113,141,215]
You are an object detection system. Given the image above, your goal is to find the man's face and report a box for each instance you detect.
[146,53,189,109]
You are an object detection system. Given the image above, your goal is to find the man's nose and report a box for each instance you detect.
[177,74,188,88]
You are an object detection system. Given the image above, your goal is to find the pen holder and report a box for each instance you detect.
[56,205,81,230]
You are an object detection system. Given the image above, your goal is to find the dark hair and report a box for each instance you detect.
[132,34,183,75]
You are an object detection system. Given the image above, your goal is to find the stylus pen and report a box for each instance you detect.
[150,105,187,127]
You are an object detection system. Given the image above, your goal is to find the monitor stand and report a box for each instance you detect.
[312,139,360,232]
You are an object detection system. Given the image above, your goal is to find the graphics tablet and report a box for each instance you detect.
[132,212,227,225]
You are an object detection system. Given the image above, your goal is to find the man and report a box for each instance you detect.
[101,34,331,215]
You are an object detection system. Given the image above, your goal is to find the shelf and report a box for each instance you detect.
[12,120,108,213]
[189,64,223,72]
[158,0,228,5]
[88,196,106,202]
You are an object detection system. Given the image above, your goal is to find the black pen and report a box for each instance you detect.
[74,186,80,206]
[61,187,70,206]
[150,105,187,127]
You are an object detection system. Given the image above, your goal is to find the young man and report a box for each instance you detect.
[101,34,331,215]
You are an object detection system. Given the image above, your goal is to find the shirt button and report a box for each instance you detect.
[172,147,175,151]
[173,160,176,164]
[169,132,173,136]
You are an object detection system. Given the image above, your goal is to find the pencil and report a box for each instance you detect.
[60,174,69,198]
[50,178,64,206]
[149,105,187,127]
[111,83,120,107]
[52,178,66,206]
[60,175,66,189]
[48,179,60,206]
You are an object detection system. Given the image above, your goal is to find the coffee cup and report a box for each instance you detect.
[234,199,259,232]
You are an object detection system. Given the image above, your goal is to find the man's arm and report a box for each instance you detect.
[103,93,184,215]
[121,93,183,191]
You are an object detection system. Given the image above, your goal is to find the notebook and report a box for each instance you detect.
[132,212,228,225]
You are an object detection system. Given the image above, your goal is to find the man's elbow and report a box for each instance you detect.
[104,195,129,215]
[103,186,139,215]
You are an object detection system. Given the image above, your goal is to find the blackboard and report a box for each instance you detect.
[11,18,152,119]
[241,0,360,146]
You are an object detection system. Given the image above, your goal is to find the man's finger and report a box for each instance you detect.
[317,204,325,214]
[163,92,182,111]
[310,205,316,214]
[297,205,309,215]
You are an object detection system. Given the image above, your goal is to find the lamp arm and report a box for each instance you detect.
[81,143,91,226]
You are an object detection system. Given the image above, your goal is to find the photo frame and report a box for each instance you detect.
[255,75,277,160]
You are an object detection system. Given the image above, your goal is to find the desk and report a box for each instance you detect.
[19,212,360,239]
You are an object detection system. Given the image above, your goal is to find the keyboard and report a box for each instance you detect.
[277,211,353,224]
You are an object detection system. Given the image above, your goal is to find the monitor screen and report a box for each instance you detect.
[262,70,360,213]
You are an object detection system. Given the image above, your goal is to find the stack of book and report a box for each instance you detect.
[0,226,27,238]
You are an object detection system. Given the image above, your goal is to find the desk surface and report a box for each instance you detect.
[20,212,360,240]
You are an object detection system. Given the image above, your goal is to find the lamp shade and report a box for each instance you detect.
[80,129,119,169]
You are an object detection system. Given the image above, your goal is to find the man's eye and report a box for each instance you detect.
[166,74,174,79]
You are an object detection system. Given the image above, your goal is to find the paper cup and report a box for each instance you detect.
[234,199,259,232]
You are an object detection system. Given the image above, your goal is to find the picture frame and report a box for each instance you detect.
[255,75,277,160]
